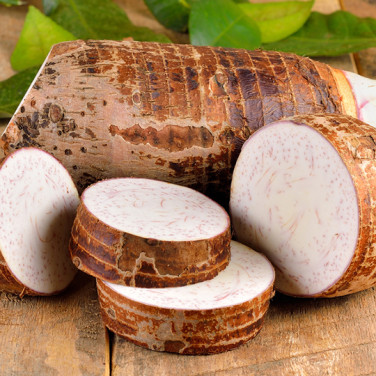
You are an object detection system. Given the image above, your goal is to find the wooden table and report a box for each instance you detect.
[1,1,376,375]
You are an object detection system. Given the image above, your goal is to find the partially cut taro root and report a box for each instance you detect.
[70,178,231,288]
[230,113,376,298]
[5,40,376,207]
[0,148,80,296]
[96,240,275,354]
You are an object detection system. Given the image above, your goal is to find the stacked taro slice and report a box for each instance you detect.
[69,178,275,354]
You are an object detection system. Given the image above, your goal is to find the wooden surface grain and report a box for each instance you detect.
[0,273,107,376]
[1,0,376,375]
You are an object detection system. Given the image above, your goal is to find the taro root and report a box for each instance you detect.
[0,148,79,296]
[230,113,376,298]
[70,178,231,288]
[96,240,275,354]
[2,40,376,205]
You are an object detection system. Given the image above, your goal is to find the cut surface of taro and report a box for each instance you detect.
[230,114,376,298]
[96,240,275,354]
[83,177,229,241]
[0,147,79,295]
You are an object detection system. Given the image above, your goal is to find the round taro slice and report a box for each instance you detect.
[70,178,231,288]
[96,240,275,355]
[0,148,80,296]
[230,114,376,298]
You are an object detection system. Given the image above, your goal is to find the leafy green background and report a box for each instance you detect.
[144,0,191,32]
[0,66,40,118]
[0,0,25,5]
[264,11,376,56]
[3,0,376,119]
[239,0,313,43]
[43,0,170,42]
[11,6,76,71]
[189,0,261,49]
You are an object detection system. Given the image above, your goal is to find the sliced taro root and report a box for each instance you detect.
[0,148,80,296]
[96,240,275,355]
[230,113,376,298]
[69,178,231,288]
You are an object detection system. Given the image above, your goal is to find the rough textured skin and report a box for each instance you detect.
[70,202,231,288]
[0,40,355,205]
[96,278,274,354]
[0,251,29,296]
[283,114,376,298]
[0,251,60,297]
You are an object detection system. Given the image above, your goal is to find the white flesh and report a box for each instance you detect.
[344,71,376,128]
[230,121,359,296]
[104,241,274,310]
[0,148,79,294]
[82,178,229,242]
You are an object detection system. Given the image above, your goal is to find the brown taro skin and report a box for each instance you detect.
[69,202,231,288]
[1,40,355,205]
[0,252,35,297]
[0,255,66,297]
[96,279,274,355]
[299,114,376,298]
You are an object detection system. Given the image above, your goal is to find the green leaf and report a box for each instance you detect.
[144,0,191,32]
[189,0,261,49]
[10,6,76,71]
[0,0,25,6]
[263,11,376,56]
[43,0,170,43]
[43,0,59,14]
[239,0,314,43]
[0,66,40,118]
